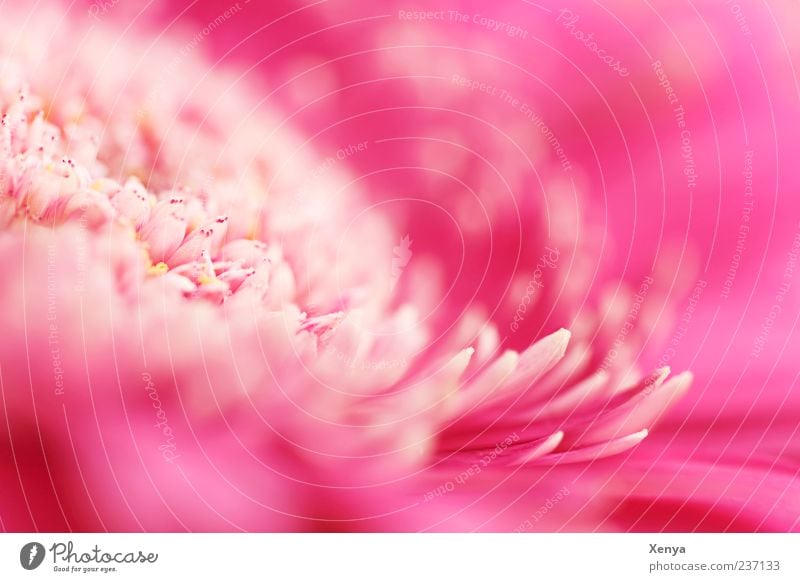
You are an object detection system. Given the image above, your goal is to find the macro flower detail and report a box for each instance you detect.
[0,19,692,532]
[3,0,798,536]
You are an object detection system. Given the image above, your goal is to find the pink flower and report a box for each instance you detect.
[2,0,798,533]
[153,0,800,532]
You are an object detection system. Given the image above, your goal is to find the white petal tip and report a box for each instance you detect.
[554,327,571,342]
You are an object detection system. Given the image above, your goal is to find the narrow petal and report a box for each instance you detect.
[534,430,650,465]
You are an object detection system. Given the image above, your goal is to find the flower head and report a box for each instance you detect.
[0,1,701,532]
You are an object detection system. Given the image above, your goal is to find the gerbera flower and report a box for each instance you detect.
[0,1,727,533]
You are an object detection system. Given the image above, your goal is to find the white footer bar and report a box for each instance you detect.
[1,533,796,581]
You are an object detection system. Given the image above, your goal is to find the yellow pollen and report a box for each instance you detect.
[246,220,261,240]
[197,273,219,286]
[147,262,169,276]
